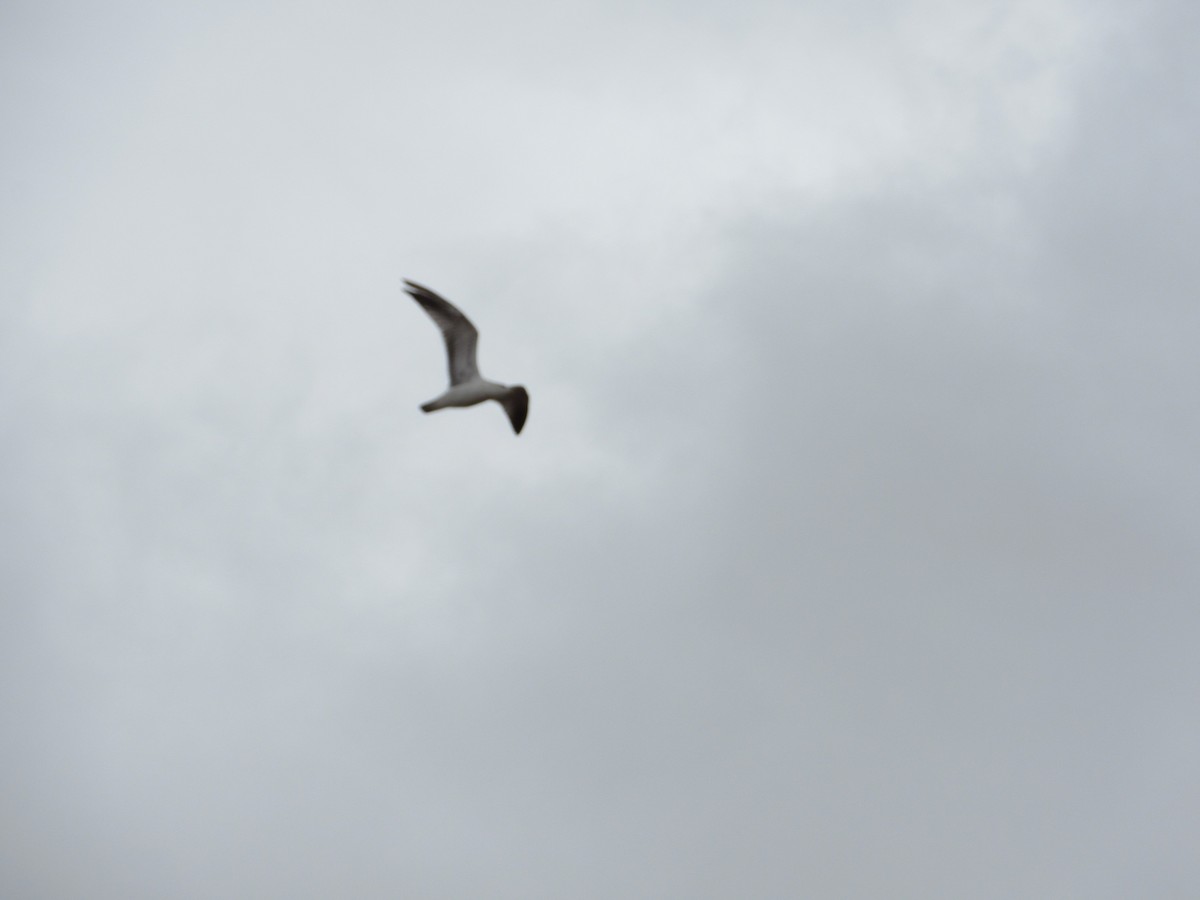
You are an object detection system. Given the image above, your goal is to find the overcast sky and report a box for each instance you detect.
[3,0,1199,897]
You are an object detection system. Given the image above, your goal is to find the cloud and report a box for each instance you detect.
[2,0,1198,897]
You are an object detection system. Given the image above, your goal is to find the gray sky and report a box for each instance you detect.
[3,0,1198,896]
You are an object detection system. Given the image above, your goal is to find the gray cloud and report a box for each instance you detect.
[2,0,1198,897]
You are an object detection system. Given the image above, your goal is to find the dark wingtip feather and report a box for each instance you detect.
[403,278,431,297]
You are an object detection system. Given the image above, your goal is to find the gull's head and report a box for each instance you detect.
[506,385,529,435]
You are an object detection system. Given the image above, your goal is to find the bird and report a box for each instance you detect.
[404,279,529,435]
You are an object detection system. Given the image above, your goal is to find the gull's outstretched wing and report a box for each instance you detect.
[404,280,480,385]
[499,387,529,435]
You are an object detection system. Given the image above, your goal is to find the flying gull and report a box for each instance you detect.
[404,279,529,435]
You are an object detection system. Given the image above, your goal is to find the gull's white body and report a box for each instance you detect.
[404,280,529,434]
[421,379,512,411]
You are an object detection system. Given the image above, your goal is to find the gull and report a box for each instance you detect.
[404,279,529,435]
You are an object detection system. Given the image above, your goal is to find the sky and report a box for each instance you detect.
[2,0,1199,896]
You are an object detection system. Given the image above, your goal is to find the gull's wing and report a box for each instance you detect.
[499,387,529,435]
[404,280,480,385]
